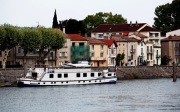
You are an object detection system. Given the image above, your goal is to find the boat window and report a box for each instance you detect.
[64,73,68,78]
[108,74,111,76]
[98,73,101,76]
[77,73,80,77]
[83,73,87,77]
[50,74,54,78]
[91,73,94,77]
[58,74,62,78]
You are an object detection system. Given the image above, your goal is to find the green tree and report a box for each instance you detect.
[20,27,42,74]
[161,55,172,65]
[38,28,66,66]
[59,19,86,36]
[0,24,21,69]
[153,0,180,36]
[116,53,125,66]
[83,12,127,36]
[52,9,59,28]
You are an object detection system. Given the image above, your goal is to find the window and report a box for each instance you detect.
[100,53,103,57]
[0,61,1,65]
[101,45,104,50]
[72,42,75,46]
[99,34,103,38]
[108,74,111,76]
[141,48,143,55]
[147,46,149,52]
[147,54,149,60]
[98,73,101,76]
[58,74,62,78]
[50,74,53,78]
[64,74,68,78]
[92,45,94,50]
[77,73,80,77]
[60,52,66,57]
[91,73,94,77]
[18,47,21,53]
[131,54,133,60]
[7,61,10,65]
[155,33,159,37]
[91,53,94,57]
[79,43,84,46]
[149,33,153,37]
[150,46,152,52]
[150,54,152,60]
[83,73,87,77]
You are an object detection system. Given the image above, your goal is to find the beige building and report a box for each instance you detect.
[57,36,71,66]
[88,38,108,67]
[161,36,180,65]
[112,35,138,66]
[100,39,117,67]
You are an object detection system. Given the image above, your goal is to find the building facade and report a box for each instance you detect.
[88,38,108,67]
[161,36,180,65]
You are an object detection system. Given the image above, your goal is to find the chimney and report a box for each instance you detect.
[63,27,65,33]
[136,21,138,26]
[130,21,132,26]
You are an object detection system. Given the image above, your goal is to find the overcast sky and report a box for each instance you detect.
[0,0,173,28]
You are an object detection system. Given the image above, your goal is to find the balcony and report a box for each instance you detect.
[130,49,135,54]
[109,53,116,57]
[90,57,106,60]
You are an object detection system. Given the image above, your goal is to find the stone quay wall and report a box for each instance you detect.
[0,66,179,86]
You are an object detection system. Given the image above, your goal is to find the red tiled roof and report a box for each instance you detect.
[67,34,88,41]
[88,38,107,45]
[98,39,118,47]
[91,23,147,32]
[161,36,180,41]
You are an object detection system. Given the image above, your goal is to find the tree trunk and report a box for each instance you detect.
[2,49,10,69]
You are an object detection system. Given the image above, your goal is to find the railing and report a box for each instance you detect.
[90,57,106,60]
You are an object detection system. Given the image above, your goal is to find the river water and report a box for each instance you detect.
[0,79,180,112]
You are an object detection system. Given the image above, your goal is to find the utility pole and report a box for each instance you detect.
[172,62,177,82]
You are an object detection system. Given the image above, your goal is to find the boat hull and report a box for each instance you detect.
[17,77,117,87]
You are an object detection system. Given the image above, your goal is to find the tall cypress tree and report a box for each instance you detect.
[52,9,59,28]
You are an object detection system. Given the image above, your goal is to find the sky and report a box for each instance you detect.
[0,0,173,28]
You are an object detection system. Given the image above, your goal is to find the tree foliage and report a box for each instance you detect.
[52,9,59,28]
[0,24,21,68]
[37,28,66,65]
[116,53,125,66]
[153,0,180,36]
[83,12,127,36]
[161,55,172,65]
[59,19,85,36]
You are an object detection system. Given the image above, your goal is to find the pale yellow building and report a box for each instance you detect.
[88,38,108,67]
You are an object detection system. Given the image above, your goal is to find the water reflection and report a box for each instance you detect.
[0,79,180,112]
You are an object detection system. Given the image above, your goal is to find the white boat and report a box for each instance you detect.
[17,63,117,87]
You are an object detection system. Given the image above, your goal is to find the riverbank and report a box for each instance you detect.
[0,66,179,87]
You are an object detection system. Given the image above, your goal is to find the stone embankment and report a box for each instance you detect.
[116,66,180,80]
[0,66,179,87]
